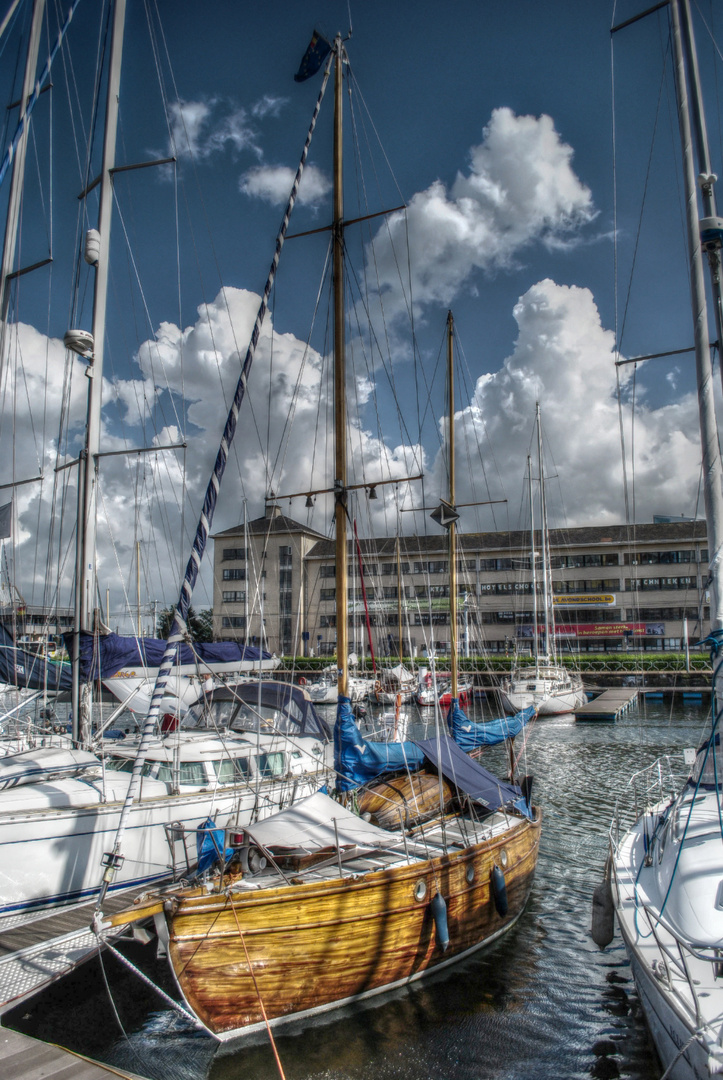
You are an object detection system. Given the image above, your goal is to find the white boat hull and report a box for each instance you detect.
[0,743,331,920]
[611,782,723,1080]
[499,667,585,716]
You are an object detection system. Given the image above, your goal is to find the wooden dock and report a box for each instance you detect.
[575,688,639,722]
[0,1027,145,1079]
[0,885,151,1016]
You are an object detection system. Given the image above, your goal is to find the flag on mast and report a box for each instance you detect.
[294,30,331,82]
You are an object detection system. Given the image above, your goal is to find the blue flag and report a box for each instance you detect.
[294,31,331,82]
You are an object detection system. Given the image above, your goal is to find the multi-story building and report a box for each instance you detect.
[212,502,326,655]
[212,510,709,657]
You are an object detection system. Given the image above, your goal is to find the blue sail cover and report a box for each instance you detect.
[447,700,535,753]
[415,733,526,813]
[66,630,272,682]
[0,622,72,691]
[334,697,424,792]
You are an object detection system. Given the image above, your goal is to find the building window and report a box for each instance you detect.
[320,588,335,601]
[279,570,292,588]
[320,614,336,628]
[479,557,513,571]
[223,568,246,581]
[414,561,448,575]
[381,562,410,575]
[222,591,245,602]
[222,616,246,629]
[320,564,335,578]
[625,550,694,565]
[279,593,292,614]
[222,547,246,561]
[279,545,292,568]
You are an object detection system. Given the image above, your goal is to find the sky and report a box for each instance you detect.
[0,0,722,630]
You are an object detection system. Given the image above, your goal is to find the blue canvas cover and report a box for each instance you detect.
[0,622,72,691]
[447,700,535,753]
[66,630,272,682]
[334,697,424,792]
[415,733,524,813]
[196,817,233,873]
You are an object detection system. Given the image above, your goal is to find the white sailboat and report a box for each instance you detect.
[0,0,334,922]
[605,3,723,1078]
[499,404,585,717]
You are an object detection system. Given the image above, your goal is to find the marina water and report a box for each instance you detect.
[6,694,712,1080]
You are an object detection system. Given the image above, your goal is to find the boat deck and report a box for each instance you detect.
[0,886,151,1015]
[230,812,517,893]
[576,689,638,721]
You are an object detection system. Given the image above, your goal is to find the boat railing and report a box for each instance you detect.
[611,755,678,847]
[638,900,723,1036]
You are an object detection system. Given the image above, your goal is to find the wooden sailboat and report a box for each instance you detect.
[97,33,540,1041]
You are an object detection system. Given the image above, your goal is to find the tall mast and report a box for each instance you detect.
[678,0,723,403]
[536,403,553,663]
[71,0,127,744]
[0,0,46,379]
[528,454,538,666]
[670,0,723,642]
[333,36,348,698]
[396,536,403,668]
[447,312,458,698]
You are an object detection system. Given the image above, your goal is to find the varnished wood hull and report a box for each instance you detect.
[355,771,454,829]
[167,811,541,1039]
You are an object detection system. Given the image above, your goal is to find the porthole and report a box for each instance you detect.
[466,864,475,884]
[414,879,427,902]
[499,849,508,868]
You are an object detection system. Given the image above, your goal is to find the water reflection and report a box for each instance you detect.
[6,697,708,1079]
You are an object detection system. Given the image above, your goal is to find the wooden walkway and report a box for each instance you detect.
[575,689,639,722]
[0,1027,144,1079]
[0,886,151,1016]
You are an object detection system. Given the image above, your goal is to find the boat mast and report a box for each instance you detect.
[528,454,538,667]
[678,0,723,403]
[447,312,458,698]
[396,536,403,668]
[71,0,127,744]
[333,35,349,699]
[670,0,723,644]
[536,403,554,664]
[0,0,46,377]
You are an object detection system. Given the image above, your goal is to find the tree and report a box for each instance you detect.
[156,606,213,642]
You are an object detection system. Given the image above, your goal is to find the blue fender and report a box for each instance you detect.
[430,891,449,952]
[491,864,508,916]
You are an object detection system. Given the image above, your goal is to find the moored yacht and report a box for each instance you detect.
[0,681,332,920]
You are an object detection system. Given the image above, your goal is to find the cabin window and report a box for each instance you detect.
[212,758,250,782]
[179,762,208,785]
[256,752,286,778]
[105,756,133,772]
[156,763,173,782]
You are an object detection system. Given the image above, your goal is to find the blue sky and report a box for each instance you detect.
[1,0,721,624]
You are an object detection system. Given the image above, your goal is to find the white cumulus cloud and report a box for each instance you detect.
[239,164,331,207]
[369,108,596,320]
